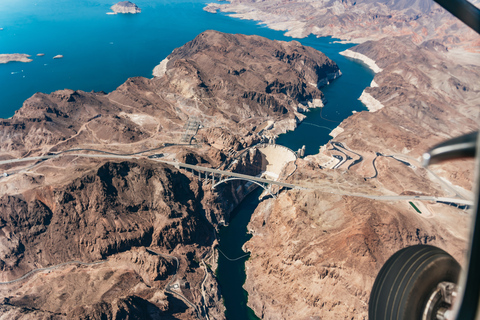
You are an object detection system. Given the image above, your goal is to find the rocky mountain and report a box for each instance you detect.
[337,36,479,189]
[0,31,340,319]
[206,0,480,52]
[244,187,469,319]
[0,31,339,158]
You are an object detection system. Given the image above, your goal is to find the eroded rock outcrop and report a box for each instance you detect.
[206,0,480,52]
[241,30,477,320]
[0,54,32,64]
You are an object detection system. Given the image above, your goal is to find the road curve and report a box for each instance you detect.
[0,260,105,285]
[146,249,203,319]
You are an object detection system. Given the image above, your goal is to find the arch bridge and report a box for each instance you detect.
[156,159,301,197]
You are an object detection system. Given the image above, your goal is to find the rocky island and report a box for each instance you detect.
[0,54,32,64]
[110,1,141,14]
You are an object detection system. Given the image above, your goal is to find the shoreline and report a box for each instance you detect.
[204,2,375,42]
[339,49,383,73]
[358,91,384,112]
[152,58,169,78]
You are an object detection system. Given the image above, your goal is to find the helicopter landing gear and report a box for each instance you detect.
[369,245,461,320]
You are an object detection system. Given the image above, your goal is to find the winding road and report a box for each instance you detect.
[146,248,203,319]
[0,260,105,285]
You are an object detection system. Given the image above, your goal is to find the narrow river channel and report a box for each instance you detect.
[215,37,375,319]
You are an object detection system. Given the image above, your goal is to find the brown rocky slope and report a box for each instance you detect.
[242,24,477,320]
[206,0,480,52]
[0,31,342,319]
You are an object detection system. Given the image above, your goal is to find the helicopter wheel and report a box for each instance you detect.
[369,245,460,320]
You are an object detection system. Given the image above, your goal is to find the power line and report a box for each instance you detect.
[217,248,250,262]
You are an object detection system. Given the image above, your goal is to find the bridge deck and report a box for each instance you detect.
[156,159,301,189]
[1,153,473,206]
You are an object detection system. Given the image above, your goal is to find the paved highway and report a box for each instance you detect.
[0,155,56,166]
[346,193,474,206]
[0,260,105,285]
[0,151,473,206]
[0,152,301,190]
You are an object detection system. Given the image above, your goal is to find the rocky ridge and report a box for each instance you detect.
[206,0,480,53]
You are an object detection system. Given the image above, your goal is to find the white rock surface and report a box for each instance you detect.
[359,91,384,112]
[339,49,383,73]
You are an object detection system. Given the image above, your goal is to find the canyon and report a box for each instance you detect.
[0,31,341,319]
[0,0,479,318]
[199,1,479,319]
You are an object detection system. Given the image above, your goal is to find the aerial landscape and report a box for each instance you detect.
[0,0,478,319]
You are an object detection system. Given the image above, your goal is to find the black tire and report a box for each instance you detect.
[369,245,461,320]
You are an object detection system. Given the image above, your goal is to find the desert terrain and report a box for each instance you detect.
[200,0,479,319]
[0,31,341,319]
[0,0,479,318]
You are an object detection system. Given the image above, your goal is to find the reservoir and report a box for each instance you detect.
[0,1,374,318]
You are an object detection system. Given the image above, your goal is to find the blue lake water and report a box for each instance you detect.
[0,1,374,318]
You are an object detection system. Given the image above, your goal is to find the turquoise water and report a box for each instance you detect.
[0,0,373,125]
[0,1,374,318]
[275,35,375,155]
[0,0,281,117]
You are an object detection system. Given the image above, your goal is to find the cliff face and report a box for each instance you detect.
[0,161,212,277]
[0,31,341,319]
[0,160,220,319]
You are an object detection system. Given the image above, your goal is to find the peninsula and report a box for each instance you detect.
[110,1,141,14]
